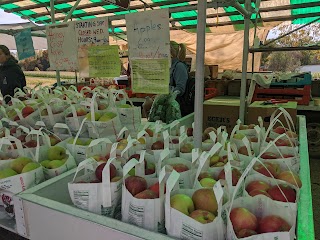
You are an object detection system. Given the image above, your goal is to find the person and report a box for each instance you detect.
[0,45,26,103]
[169,41,190,116]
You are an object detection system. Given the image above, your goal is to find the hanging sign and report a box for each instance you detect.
[88,45,121,78]
[126,9,170,94]
[103,0,130,9]
[76,17,110,78]
[46,22,78,71]
[14,28,35,60]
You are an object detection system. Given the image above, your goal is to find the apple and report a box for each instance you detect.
[145,128,154,137]
[187,128,193,137]
[49,135,61,146]
[95,163,117,182]
[253,162,279,178]
[40,160,51,168]
[10,128,17,135]
[10,157,33,173]
[246,181,270,193]
[260,152,278,159]
[98,112,117,122]
[41,109,48,116]
[283,154,294,158]
[170,194,194,215]
[170,163,189,173]
[267,184,296,203]
[230,208,258,233]
[145,161,155,175]
[275,139,288,147]
[98,103,108,110]
[189,210,215,224]
[286,130,297,138]
[248,124,256,129]
[198,172,213,181]
[17,134,27,142]
[90,179,101,183]
[85,112,101,121]
[200,178,217,188]
[137,137,146,144]
[250,137,258,143]
[22,106,34,118]
[218,168,241,186]
[92,155,107,162]
[209,155,220,166]
[258,215,291,233]
[21,162,41,173]
[180,143,193,153]
[249,189,272,198]
[238,146,250,156]
[233,133,245,140]
[134,189,158,199]
[203,139,214,144]
[192,188,218,214]
[202,127,217,141]
[0,168,18,179]
[24,140,37,148]
[277,171,302,188]
[125,176,147,196]
[48,146,67,160]
[111,176,122,182]
[273,126,286,134]
[237,229,257,238]
[151,141,164,150]
[47,160,64,169]
[171,138,179,144]
[239,124,249,130]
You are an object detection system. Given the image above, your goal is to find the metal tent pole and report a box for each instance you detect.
[50,0,61,87]
[194,0,207,148]
[239,0,251,122]
[63,0,82,22]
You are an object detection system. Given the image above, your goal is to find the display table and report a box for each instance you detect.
[0,115,314,240]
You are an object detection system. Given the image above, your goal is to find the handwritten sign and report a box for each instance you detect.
[14,29,35,60]
[75,17,109,46]
[88,45,121,78]
[103,0,129,9]
[46,22,78,71]
[76,17,109,78]
[131,58,169,94]
[126,9,170,60]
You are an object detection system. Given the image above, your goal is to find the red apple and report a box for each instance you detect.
[192,188,218,214]
[238,146,250,156]
[258,215,291,233]
[10,128,17,135]
[198,172,213,181]
[267,184,296,203]
[17,134,27,142]
[180,143,193,153]
[275,139,288,147]
[189,210,216,224]
[125,176,147,196]
[246,181,270,193]
[149,182,159,197]
[249,189,272,198]
[260,152,278,159]
[218,168,241,186]
[187,128,193,137]
[202,127,217,141]
[253,162,278,178]
[239,124,249,130]
[250,137,258,143]
[237,229,257,238]
[128,154,140,160]
[145,128,154,137]
[95,163,116,182]
[170,163,189,173]
[230,207,258,232]
[151,141,164,150]
[22,106,34,118]
[171,138,179,144]
[273,126,286,134]
[277,171,302,188]
[134,189,158,199]
[24,140,37,148]
[14,115,20,121]
[145,161,155,175]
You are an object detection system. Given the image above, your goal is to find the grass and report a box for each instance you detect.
[24,71,79,88]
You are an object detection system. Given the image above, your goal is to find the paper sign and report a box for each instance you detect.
[131,58,169,94]
[103,0,129,9]
[46,22,78,71]
[126,9,170,60]
[14,29,35,60]
[88,45,121,78]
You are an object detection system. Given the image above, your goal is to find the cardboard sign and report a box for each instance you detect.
[88,45,121,78]
[46,22,78,71]
[14,28,35,60]
[126,9,170,60]
[131,58,169,94]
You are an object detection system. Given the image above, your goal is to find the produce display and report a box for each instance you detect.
[0,85,305,240]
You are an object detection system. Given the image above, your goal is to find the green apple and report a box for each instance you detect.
[21,162,41,173]
[98,112,117,122]
[85,112,101,121]
[209,155,220,166]
[128,168,135,176]
[200,178,217,188]
[118,104,131,108]
[67,138,83,145]
[189,209,216,224]
[0,168,18,179]
[48,160,64,169]
[10,157,33,173]
[48,146,67,160]
[84,139,93,146]
[233,133,245,140]
[170,194,194,215]
[41,160,51,168]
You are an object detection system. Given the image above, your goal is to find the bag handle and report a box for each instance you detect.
[0,136,24,157]
[270,107,296,133]
[165,170,180,228]
[72,158,98,183]
[102,157,120,206]
[157,148,171,176]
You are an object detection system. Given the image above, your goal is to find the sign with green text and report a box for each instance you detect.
[131,58,169,94]
[88,45,121,78]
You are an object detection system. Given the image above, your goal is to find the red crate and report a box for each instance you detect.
[252,85,311,105]
[204,88,218,100]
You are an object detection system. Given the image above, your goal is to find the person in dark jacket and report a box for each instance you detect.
[0,45,26,103]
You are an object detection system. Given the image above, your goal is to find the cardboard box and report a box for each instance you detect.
[203,98,240,134]
[247,101,297,128]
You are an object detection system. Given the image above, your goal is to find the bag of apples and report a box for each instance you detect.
[165,170,225,240]
[53,123,73,141]
[65,104,89,136]
[0,137,44,205]
[84,93,122,141]
[39,98,66,130]
[121,158,166,233]
[68,157,122,218]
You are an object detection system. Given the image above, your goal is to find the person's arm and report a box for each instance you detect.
[172,62,188,96]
